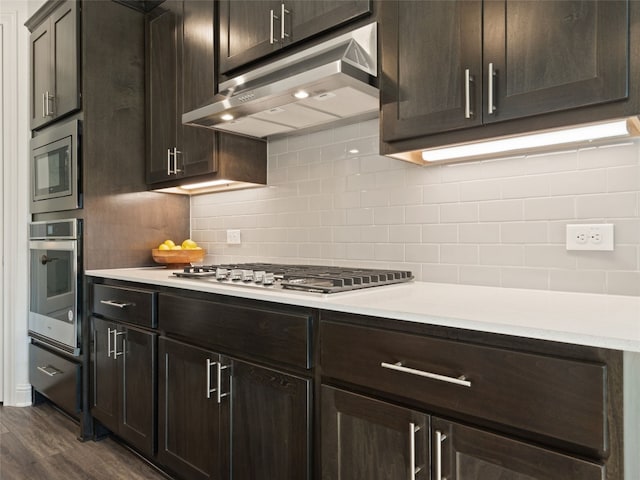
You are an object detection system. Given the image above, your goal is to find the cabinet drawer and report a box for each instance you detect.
[159,294,312,369]
[29,343,81,416]
[320,321,607,454]
[92,284,157,328]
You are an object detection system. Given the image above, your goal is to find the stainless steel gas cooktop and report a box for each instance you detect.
[173,263,413,294]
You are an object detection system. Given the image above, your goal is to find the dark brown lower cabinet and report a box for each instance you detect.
[157,337,224,480]
[91,317,156,456]
[158,337,311,480]
[229,359,311,480]
[322,386,605,480]
[321,386,429,480]
[432,417,605,480]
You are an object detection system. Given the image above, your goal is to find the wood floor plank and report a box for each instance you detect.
[0,404,169,480]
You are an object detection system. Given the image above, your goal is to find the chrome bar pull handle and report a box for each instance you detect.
[270,9,276,44]
[172,147,182,174]
[206,359,216,399]
[107,327,113,358]
[100,299,133,309]
[167,148,172,176]
[435,430,447,480]
[409,423,422,480]
[464,68,473,119]
[487,62,496,115]
[380,361,471,387]
[42,93,46,118]
[217,363,231,404]
[44,91,54,116]
[113,330,125,358]
[281,4,289,40]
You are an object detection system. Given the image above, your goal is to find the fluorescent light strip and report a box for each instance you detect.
[421,120,632,162]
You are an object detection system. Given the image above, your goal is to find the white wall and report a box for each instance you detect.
[192,119,640,296]
[1,0,45,406]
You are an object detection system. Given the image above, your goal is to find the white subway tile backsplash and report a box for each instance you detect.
[500,222,548,244]
[480,245,524,266]
[459,224,500,244]
[479,200,523,222]
[460,266,501,287]
[524,197,574,220]
[576,192,638,218]
[441,244,478,264]
[405,244,439,263]
[190,120,640,296]
[440,203,478,223]
[390,225,421,243]
[405,204,439,224]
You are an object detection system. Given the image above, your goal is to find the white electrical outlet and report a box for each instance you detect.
[566,224,614,251]
[226,229,241,245]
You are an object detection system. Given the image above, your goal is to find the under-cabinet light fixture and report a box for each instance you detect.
[221,113,234,122]
[421,117,640,163]
[179,179,233,190]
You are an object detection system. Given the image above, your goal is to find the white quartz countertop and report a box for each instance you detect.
[86,267,640,352]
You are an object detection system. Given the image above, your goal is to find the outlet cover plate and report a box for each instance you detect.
[226,229,241,245]
[566,224,614,251]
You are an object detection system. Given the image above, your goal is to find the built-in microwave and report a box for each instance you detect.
[31,119,81,214]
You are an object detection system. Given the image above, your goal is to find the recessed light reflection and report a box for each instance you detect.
[293,91,309,99]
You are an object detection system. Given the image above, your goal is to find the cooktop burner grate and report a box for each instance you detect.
[173,263,413,294]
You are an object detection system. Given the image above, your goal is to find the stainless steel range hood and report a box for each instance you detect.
[182,23,378,138]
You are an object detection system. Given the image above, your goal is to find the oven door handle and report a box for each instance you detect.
[100,300,134,309]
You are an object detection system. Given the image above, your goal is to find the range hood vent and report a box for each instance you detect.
[182,23,378,138]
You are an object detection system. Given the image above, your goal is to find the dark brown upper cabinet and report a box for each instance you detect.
[381,0,636,157]
[146,0,266,189]
[27,0,81,130]
[146,0,217,185]
[218,0,371,74]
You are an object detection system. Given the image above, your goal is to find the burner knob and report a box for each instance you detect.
[241,270,254,282]
[253,271,266,283]
[263,272,275,286]
[215,268,229,280]
[230,269,243,281]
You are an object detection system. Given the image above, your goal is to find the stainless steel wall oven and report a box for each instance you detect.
[29,219,82,356]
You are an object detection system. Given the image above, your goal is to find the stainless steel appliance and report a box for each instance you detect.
[174,263,413,294]
[182,23,378,138]
[29,219,82,356]
[30,119,81,213]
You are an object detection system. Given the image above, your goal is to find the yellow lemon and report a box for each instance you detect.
[163,239,176,248]
[182,239,198,249]
[158,243,170,250]
[170,245,182,250]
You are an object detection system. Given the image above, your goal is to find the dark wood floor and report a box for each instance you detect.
[0,402,169,480]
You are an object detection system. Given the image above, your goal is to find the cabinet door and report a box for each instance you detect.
[179,1,218,179]
[321,386,429,480]
[182,0,216,113]
[120,326,156,457]
[432,417,605,480]
[30,20,53,130]
[218,0,281,74]
[285,0,371,44]
[483,0,629,123]
[91,317,119,433]
[50,0,80,123]
[381,0,483,142]
[228,358,311,480]
[158,338,223,480]
[146,4,180,184]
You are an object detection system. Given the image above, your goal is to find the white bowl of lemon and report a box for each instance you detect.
[152,239,204,267]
